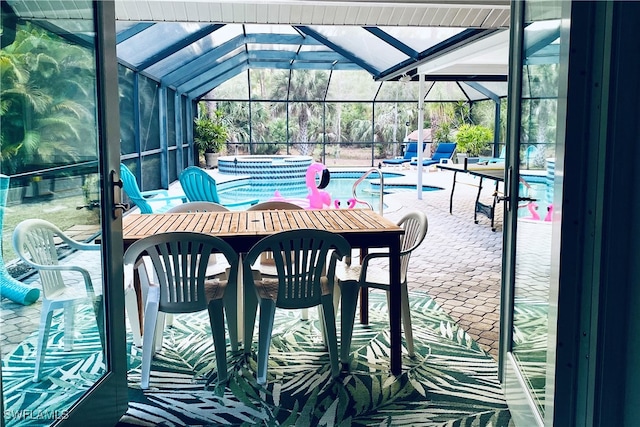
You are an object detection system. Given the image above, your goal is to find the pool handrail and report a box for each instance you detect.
[351,168,384,216]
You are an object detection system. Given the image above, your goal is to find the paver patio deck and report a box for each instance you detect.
[374,167,503,359]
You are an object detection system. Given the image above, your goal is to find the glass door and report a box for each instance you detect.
[500,0,567,425]
[0,2,127,425]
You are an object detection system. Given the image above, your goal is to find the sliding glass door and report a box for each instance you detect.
[0,2,126,425]
[500,0,568,425]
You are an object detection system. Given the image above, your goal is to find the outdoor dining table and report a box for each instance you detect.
[122,208,406,375]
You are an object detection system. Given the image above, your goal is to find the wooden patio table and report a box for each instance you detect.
[122,208,406,375]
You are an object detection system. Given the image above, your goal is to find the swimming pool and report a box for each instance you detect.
[216,170,433,211]
[518,175,552,220]
[218,171,394,210]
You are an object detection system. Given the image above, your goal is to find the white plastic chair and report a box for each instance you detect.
[336,211,428,362]
[12,219,103,382]
[166,201,230,213]
[247,201,304,276]
[246,201,314,319]
[167,201,231,278]
[246,201,304,211]
[242,229,351,384]
[123,231,239,389]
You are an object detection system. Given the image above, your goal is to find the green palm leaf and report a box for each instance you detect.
[3,291,512,426]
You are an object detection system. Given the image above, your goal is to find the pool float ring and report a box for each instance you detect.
[269,190,309,209]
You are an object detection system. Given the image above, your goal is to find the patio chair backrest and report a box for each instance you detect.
[13,219,99,300]
[120,163,153,214]
[179,166,222,203]
[243,229,351,310]
[247,201,303,211]
[431,143,457,162]
[123,231,239,313]
[404,142,425,159]
[398,211,429,283]
[166,201,230,213]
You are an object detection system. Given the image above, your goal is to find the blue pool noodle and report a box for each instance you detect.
[0,175,40,305]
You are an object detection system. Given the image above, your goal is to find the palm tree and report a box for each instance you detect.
[1,24,97,174]
[217,100,250,145]
[346,102,413,158]
[270,70,329,155]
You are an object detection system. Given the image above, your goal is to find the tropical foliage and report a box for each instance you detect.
[270,70,330,155]
[455,124,494,157]
[520,63,558,161]
[206,70,515,163]
[122,292,510,426]
[194,103,229,154]
[512,298,548,414]
[0,23,97,175]
[3,292,513,426]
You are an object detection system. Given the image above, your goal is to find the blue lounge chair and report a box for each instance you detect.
[382,142,425,166]
[410,142,457,167]
[120,163,187,214]
[179,166,259,208]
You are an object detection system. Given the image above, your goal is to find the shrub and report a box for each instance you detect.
[194,110,228,154]
[455,124,493,157]
[433,121,453,143]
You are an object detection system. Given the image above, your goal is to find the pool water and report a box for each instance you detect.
[218,171,405,211]
[221,177,383,210]
[517,180,552,220]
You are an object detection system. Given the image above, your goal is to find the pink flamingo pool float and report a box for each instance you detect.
[522,201,553,221]
[334,199,356,209]
[269,162,355,210]
[526,202,540,220]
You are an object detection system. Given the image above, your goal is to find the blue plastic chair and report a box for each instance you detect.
[410,142,457,167]
[0,174,40,305]
[478,146,506,164]
[242,229,351,384]
[179,166,258,208]
[120,163,187,214]
[123,231,239,389]
[382,142,425,166]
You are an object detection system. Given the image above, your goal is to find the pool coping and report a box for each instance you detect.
[206,167,445,193]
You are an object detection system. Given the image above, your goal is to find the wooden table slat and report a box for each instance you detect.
[123,210,401,240]
[345,210,378,230]
[131,215,162,236]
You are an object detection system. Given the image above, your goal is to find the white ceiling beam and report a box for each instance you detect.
[111,0,509,27]
[417,29,509,75]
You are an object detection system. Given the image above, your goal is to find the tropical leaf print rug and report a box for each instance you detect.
[0,291,512,426]
[117,291,512,426]
[1,305,106,427]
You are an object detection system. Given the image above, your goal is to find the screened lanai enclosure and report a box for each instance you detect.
[1,0,517,196]
[0,0,521,286]
[0,0,564,300]
[4,2,508,189]
[0,1,581,426]
[115,21,510,191]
